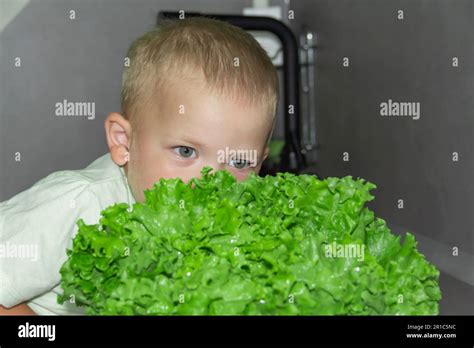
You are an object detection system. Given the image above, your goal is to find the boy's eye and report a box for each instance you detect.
[174,146,196,159]
[229,159,250,169]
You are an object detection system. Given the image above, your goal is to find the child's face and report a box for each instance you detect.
[106,77,272,203]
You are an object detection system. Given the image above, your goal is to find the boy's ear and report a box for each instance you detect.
[105,112,132,166]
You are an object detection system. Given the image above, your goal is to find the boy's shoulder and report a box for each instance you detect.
[0,153,135,314]
[3,153,135,212]
[43,152,122,187]
[71,153,136,208]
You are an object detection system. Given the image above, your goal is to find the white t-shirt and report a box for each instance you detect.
[0,153,136,315]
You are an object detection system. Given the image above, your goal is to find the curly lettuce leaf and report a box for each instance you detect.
[58,167,441,315]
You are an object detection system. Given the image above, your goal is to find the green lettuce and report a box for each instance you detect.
[58,167,441,315]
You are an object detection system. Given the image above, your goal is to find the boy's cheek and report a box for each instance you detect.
[150,163,194,183]
[137,159,187,186]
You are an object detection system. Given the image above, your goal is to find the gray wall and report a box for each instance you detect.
[289,0,473,255]
[288,0,474,313]
[0,0,255,201]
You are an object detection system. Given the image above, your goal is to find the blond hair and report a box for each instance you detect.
[121,17,279,125]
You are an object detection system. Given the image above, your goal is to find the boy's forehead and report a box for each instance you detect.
[138,84,271,148]
[129,73,273,144]
[153,96,268,133]
[150,77,269,124]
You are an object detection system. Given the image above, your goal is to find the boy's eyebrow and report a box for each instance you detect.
[180,136,205,148]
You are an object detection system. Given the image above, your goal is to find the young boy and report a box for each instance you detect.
[0,17,279,315]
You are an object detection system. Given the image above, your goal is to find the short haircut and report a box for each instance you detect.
[121,17,279,126]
